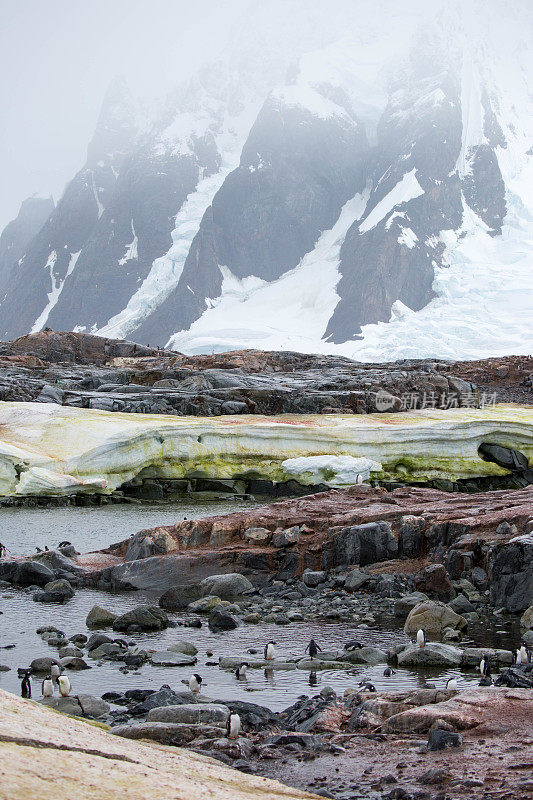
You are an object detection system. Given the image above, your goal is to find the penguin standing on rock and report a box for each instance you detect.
[21,674,31,698]
[479,654,491,678]
[50,663,61,684]
[42,676,54,697]
[519,644,531,664]
[235,662,248,679]
[305,639,322,660]
[446,677,458,690]
[416,629,426,648]
[264,641,276,661]
[184,674,203,693]
[226,710,241,739]
[58,675,71,697]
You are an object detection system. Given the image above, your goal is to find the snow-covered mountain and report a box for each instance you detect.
[0,0,531,361]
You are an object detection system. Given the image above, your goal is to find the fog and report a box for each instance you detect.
[0,0,527,231]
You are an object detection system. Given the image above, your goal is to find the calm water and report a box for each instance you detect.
[0,501,522,712]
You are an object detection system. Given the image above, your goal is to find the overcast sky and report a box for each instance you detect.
[0,0,254,230]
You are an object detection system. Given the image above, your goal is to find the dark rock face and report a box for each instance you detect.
[333,522,398,567]
[0,197,54,293]
[134,97,368,344]
[489,536,533,613]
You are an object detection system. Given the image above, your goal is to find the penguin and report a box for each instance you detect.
[113,639,129,649]
[50,663,61,684]
[188,674,203,693]
[479,655,491,678]
[519,644,530,664]
[309,671,318,686]
[356,474,364,484]
[35,547,42,553]
[514,649,523,665]
[305,639,322,660]
[226,710,242,739]
[235,662,248,679]
[21,674,31,698]
[358,681,376,692]
[344,640,363,651]
[57,541,72,548]
[383,667,396,677]
[416,629,426,648]
[247,648,258,655]
[264,641,276,661]
[42,676,54,697]
[446,677,458,690]
[58,675,71,697]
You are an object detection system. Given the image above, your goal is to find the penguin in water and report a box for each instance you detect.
[183,674,203,693]
[446,677,458,690]
[479,654,491,678]
[42,676,54,697]
[344,640,363,651]
[21,674,31,698]
[383,667,396,677]
[58,675,71,697]
[57,541,72,548]
[226,710,242,739]
[264,641,276,661]
[235,662,248,679]
[358,681,376,692]
[305,639,322,660]
[309,671,318,687]
[416,629,426,648]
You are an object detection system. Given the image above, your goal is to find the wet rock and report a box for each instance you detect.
[489,534,533,613]
[58,646,83,659]
[167,641,198,656]
[125,528,179,560]
[188,596,223,613]
[150,651,197,667]
[60,656,90,670]
[30,656,61,673]
[494,666,533,688]
[89,643,122,660]
[394,592,429,617]
[344,568,372,591]
[85,605,117,628]
[448,593,475,615]
[333,521,397,566]
[340,647,388,665]
[112,722,225,746]
[33,579,74,603]
[159,585,202,611]
[200,573,253,598]
[86,633,114,651]
[272,527,300,547]
[397,643,462,667]
[404,601,467,635]
[0,560,54,587]
[427,729,462,751]
[112,605,168,632]
[413,564,453,602]
[208,607,239,632]
[148,704,229,725]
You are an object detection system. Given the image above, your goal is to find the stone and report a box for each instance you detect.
[340,647,388,665]
[427,729,463,751]
[0,560,54,587]
[344,568,372,591]
[208,607,239,632]
[521,605,533,630]
[404,601,467,635]
[112,722,224,746]
[112,605,168,632]
[460,647,513,667]
[243,527,271,543]
[167,641,198,656]
[199,573,253,598]
[158,585,202,611]
[85,605,118,628]
[150,651,197,667]
[394,592,429,617]
[148,704,229,725]
[333,521,397,566]
[86,633,114,651]
[414,564,453,602]
[302,570,326,587]
[58,646,83,659]
[398,515,426,558]
[397,643,462,667]
[60,657,90,670]
[30,657,61,673]
[448,593,475,614]
[490,535,533,613]
[34,579,74,604]
[188,595,223,613]
[272,527,300,547]
[471,566,489,590]
[125,528,179,560]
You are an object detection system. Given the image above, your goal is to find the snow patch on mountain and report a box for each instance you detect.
[31,250,80,333]
[168,187,369,354]
[359,170,424,232]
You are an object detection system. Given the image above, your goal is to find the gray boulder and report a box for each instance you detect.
[340,647,388,665]
[448,593,475,615]
[112,722,223,746]
[167,641,198,656]
[394,592,429,617]
[33,579,74,604]
[159,585,202,611]
[0,560,54,587]
[344,568,372,591]
[150,651,197,667]
[112,605,168,632]
[404,601,467,635]
[86,605,117,628]
[490,534,533,613]
[200,573,253,599]
[521,605,533,630]
[397,642,462,667]
[30,656,61,673]
[272,527,300,548]
[208,607,239,632]
[302,570,326,588]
